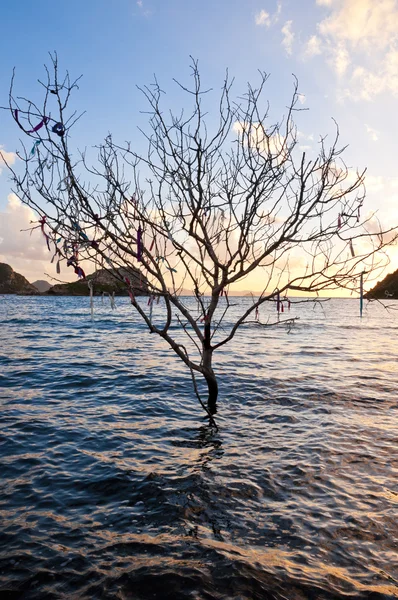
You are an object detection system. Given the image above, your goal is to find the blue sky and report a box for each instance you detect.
[1,0,398,284]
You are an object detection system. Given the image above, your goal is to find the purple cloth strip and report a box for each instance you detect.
[27,117,49,134]
[14,110,49,134]
[137,227,142,261]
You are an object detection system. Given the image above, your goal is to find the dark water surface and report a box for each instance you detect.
[0,295,397,599]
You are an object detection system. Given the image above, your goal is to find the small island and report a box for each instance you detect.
[47,266,149,296]
[0,262,149,296]
[0,263,38,295]
[365,268,398,299]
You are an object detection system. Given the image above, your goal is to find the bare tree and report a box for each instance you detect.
[3,55,396,418]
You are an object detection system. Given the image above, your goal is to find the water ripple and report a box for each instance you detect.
[0,296,397,599]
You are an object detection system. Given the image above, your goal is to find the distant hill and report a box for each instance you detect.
[365,269,398,300]
[0,263,38,295]
[47,266,149,296]
[32,279,51,293]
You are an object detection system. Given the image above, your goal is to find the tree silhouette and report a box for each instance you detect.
[3,55,396,421]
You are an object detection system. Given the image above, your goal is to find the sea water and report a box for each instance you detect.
[0,295,397,599]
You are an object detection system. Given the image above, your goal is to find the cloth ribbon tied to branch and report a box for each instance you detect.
[165,222,175,243]
[37,216,51,251]
[30,140,41,157]
[66,255,85,279]
[74,266,86,279]
[28,116,49,133]
[71,220,89,242]
[104,256,114,268]
[147,295,156,324]
[14,110,50,134]
[137,226,143,261]
[52,122,65,137]
[124,277,135,304]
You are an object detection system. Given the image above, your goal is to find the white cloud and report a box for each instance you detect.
[0,194,48,262]
[304,35,323,57]
[297,130,314,140]
[0,146,17,175]
[0,195,98,283]
[304,0,398,100]
[345,47,398,100]
[318,0,398,50]
[0,194,61,283]
[365,175,385,194]
[255,3,282,28]
[360,174,398,195]
[135,0,153,17]
[281,20,294,56]
[255,9,271,27]
[329,42,350,76]
[365,124,379,141]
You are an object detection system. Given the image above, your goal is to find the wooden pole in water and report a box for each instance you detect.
[88,281,94,321]
[360,272,364,318]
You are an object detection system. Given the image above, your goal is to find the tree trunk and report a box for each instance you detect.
[204,369,218,414]
[202,346,218,414]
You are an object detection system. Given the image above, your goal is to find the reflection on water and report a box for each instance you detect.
[0,295,397,599]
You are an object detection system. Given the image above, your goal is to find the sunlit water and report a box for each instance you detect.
[0,295,397,600]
